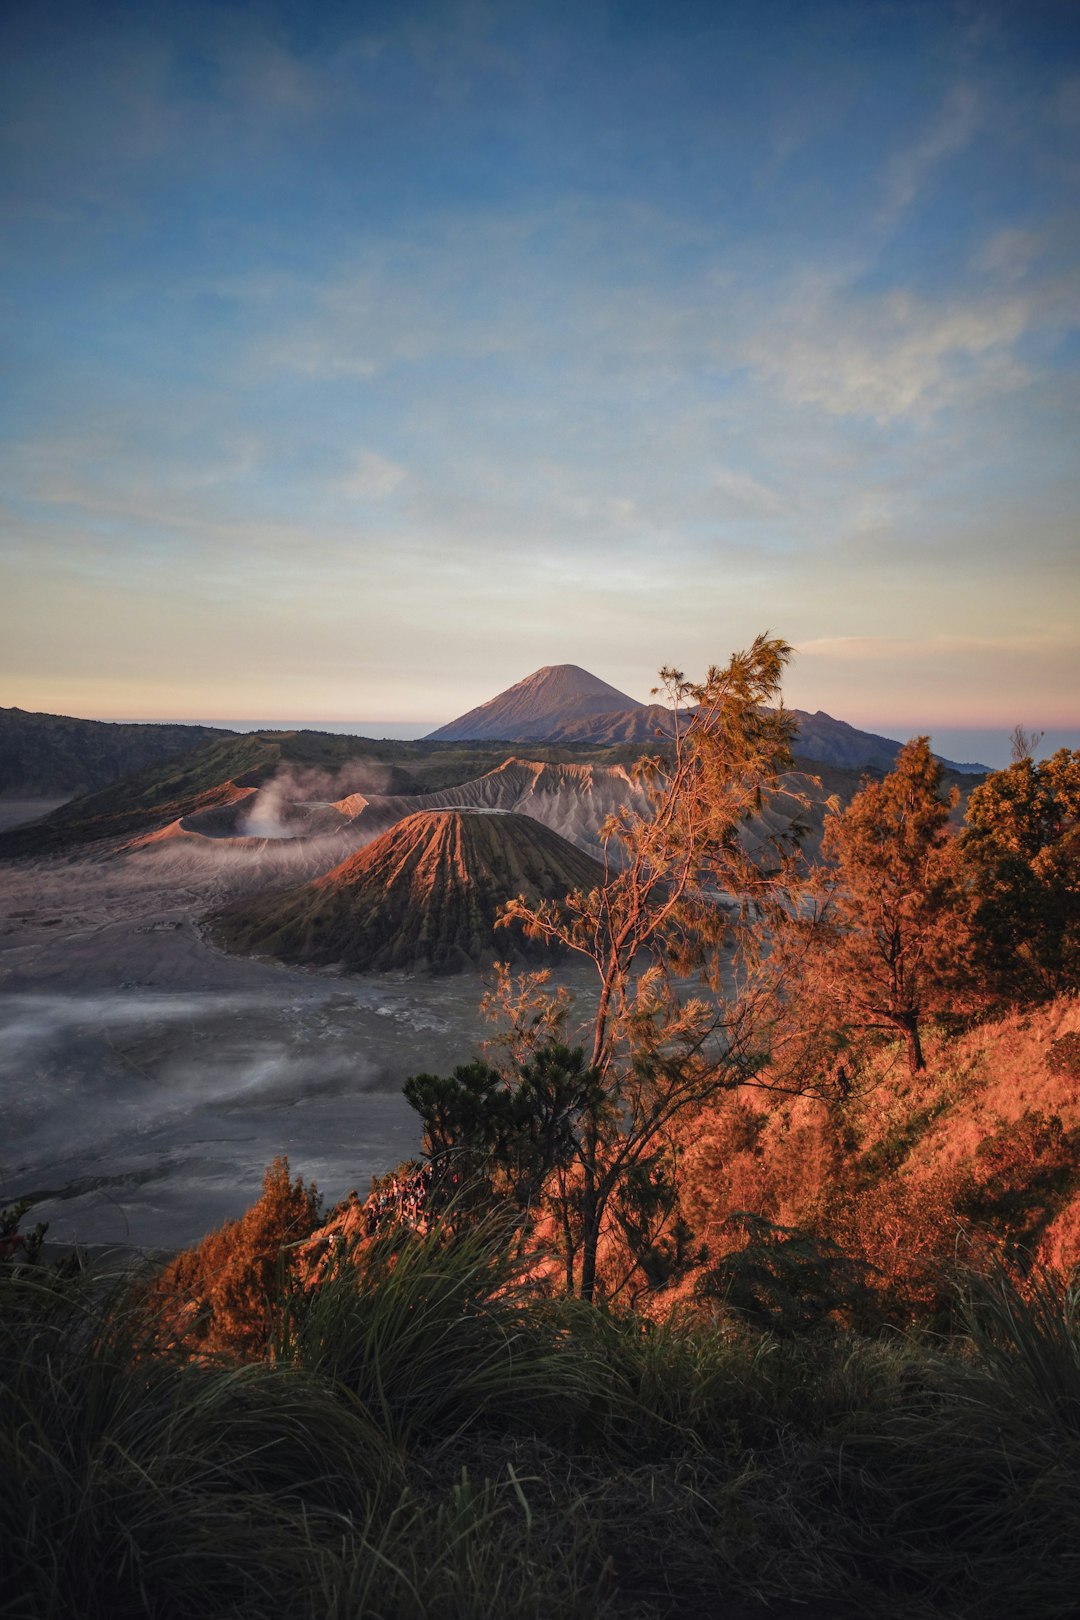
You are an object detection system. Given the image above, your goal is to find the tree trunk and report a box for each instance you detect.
[900,1014,925,1074]
[558,1181,576,1297]
[579,1167,598,1302]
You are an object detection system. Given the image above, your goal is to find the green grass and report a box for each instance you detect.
[0,1267,392,1619]
[825,1265,1080,1619]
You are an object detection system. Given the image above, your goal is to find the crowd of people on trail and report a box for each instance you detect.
[315,1153,492,1260]
[361,1161,437,1236]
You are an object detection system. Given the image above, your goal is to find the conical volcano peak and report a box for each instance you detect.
[211,807,605,975]
[520,663,632,694]
[426,664,642,742]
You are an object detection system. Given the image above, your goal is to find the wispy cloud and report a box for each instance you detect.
[798,631,1078,663]
[338,449,407,500]
[1,2,1077,733]
[709,466,790,517]
[741,276,1032,422]
[878,84,980,229]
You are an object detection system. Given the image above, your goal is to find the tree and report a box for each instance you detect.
[491,634,811,1301]
[799,737,971,1076]
[150,1157,321,1356]
[403,1043,603,1255]
[961,747,1080,1001]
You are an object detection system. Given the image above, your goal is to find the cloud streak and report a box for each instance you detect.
[879,84,981,229]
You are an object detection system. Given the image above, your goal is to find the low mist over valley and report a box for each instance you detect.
[4,661,879,1244]
[3,641,1079,1620]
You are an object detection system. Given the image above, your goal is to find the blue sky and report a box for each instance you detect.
[2,0,1078,755]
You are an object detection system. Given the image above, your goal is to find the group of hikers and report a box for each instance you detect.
[359,1160,438,1236]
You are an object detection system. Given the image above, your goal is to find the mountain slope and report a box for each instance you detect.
[427,667,987,772]
[426,664,641,742]
[211,808,605,973]
[0,730,421,857]
[0,707,223,798]
[547,703,957,771]
[339,758,656,863]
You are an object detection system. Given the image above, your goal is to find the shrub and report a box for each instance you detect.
[149,1156,320,1357]
[1048,1030,1080,1082]
[696,1213,875,1336]
[277,1210,607,1449]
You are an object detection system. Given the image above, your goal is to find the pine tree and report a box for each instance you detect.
[809,737,970,1075]
[962,747,1080,1000]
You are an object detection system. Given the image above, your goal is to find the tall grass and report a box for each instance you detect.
[276,1211,607,1450]
[0,1265,393,1619]
[961,1260,1080,1433]
[6,1232,1080,1618]
[832,1264,1080,1619]
[316,1469,615,1620]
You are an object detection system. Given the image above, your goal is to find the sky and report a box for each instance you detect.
[1,0,1078,762]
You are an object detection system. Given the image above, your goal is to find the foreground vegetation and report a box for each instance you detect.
[3,1218,1079,1620]
[4,638,1077,1615]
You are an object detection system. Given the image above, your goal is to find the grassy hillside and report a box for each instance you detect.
[675,995,1080,1321]
[0,706,222,798]
[7,1176,1078,1620]
[0,730,286,854]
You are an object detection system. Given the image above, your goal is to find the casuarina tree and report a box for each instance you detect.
[493,634,812,1301]
[804,736,971,1076]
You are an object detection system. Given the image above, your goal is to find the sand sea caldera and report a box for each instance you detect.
[0,817,596,1249]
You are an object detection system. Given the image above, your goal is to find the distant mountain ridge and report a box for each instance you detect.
[426,665,988,773]
[336,757,656,864]
[0,707,225,798]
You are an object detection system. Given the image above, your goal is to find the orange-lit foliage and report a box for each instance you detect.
[675,995,1080,1322]
[802,737,974,1075]
[150,1156,320,1357]
[962,747,1080,1002]
[498,636,807,1302]
[678,1095,850,1236]
[143,1000,1080,1337]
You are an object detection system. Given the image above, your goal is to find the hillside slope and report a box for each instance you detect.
[0,730,420,857]
[0,722,668,860]
[675,995,1080,1317]
[0,707,223,798]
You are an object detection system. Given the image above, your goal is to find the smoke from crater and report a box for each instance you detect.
[237,759,400,839]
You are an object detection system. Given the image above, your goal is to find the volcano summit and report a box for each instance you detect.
[427,664,987,771]
[425,664,641,743]
[211,807,605,974]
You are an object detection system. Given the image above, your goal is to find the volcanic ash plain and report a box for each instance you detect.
[0,829,597,1251]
